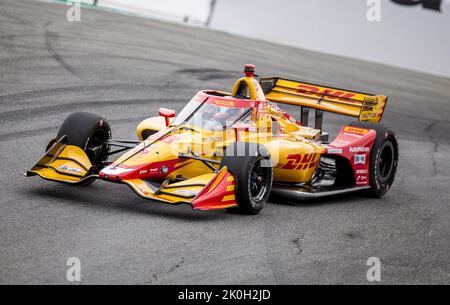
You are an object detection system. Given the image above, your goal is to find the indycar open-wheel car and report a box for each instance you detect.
[25,64,398,214]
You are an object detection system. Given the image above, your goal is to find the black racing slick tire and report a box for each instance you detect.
[55,112,111,166]
[349,121,398,197]
[220,142,273,215]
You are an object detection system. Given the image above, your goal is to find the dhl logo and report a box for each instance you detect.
[214,100,235,107]
[343,126,369,135]
[296,84,357,102]
[279,153,318,170]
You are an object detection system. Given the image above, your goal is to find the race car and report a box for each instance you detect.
[25,64,398,214]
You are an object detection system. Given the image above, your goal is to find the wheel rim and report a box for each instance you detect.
[249,157,270,203]
[378,142,394,180]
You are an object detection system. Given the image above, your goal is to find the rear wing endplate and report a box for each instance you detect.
[260,77,387,123]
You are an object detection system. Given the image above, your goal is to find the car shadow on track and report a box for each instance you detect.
[23,183,377,221]
[24,184,235,222]
[268,192,374,207]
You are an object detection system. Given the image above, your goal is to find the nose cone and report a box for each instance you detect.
[98,132,190,181]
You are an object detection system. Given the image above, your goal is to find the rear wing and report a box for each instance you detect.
[260,77,387,123]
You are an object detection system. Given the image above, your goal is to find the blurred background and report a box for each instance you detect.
[67,0,450,78]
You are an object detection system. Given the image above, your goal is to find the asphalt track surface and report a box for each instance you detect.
[1,0,449,284]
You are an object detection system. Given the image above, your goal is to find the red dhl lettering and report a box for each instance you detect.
[297,84,356,100]
[280,153,318,170]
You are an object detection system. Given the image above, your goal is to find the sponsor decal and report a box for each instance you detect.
[139,169,148,175]
[356,175,368,185]
[362,97,378,112]
[174,189,198,196]
[360,112,377,120]
[257,103,270,120]
[349,146,370,153]
[278,153,318,170]
[150,168,158,172]
[344,132,363,138]
[160,165,169,174]
[58,165,82,173]
[327,148,343,154]
[214,100,235,107]
[343,126,369,135]
[296,84,357,102]
[354,154,366,165]
[356,169,368,174]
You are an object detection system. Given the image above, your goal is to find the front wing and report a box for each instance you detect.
[25,137,237,211]
[123,167,237,210]
[25,136,97,184]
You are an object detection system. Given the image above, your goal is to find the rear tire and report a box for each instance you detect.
[349,121,398,197]
[220,142,273,215]
[55,112,111,167]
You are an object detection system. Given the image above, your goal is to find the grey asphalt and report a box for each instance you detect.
[0,0,449,284]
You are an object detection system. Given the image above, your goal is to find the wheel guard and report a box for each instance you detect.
[123,167,237,210]
[25,136,97,184]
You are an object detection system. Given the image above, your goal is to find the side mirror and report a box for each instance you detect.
[159,108,176,127]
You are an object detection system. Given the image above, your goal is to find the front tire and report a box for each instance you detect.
[220,142,273,214]
[349,121,398,197]
[54,112,111,167]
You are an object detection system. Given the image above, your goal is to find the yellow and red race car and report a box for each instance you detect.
[25,64,398,214]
